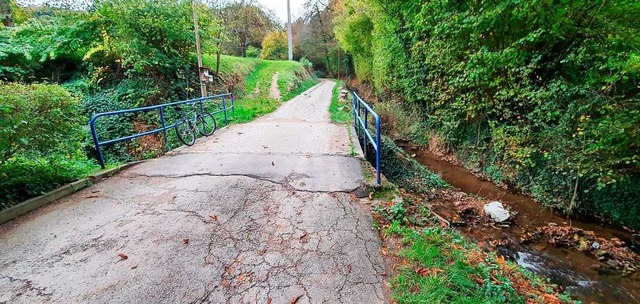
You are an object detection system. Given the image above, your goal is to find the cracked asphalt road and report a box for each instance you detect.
[0,80,387,303]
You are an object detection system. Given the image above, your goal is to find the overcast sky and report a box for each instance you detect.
[257,0,306,24]
[17,0,307,24]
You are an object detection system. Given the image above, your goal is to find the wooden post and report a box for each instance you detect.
[193,0,207,97]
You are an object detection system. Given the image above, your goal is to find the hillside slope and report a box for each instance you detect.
[203,55,317,101]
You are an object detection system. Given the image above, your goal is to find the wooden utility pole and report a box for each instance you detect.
[287,0,293,61]
[193,0,207,97]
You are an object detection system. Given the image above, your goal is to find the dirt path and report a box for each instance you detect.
[269,72,281,100]
[0,80,386,303]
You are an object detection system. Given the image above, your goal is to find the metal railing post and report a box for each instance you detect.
[89,118,106,169]
[351,92,382,185]
[353,92,357,131]
[159,107,169,151]
[222,97,228,125]
[363,109,368,157]
[375,116,381,185]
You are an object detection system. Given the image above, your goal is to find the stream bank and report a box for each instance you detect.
[396,142,640,304]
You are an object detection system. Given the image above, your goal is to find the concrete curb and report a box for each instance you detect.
[0,161,143,225]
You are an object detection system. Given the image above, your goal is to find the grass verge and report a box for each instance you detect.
[329,80,352,123]
[384,223,573,304]
[233,97,282,123]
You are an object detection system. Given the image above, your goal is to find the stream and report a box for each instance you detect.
[400,144,640,304]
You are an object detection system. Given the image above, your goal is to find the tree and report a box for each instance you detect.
[220,1,278,57]
[260,31,287,60]
[295,0,343,77]
[92,0,220,79]
[333,0,372,80]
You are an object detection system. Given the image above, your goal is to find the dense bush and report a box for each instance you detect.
[0,9,101,82]
[94,0,219,79]
[0,82,96,208]
[245,46,261,58]
[335,0,640,228]
[260,31,288,60]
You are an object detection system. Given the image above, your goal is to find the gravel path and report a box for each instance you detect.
[0,80,386,303]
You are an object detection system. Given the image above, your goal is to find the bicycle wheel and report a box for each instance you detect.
[175,119,196,146]
[196,112,217,136]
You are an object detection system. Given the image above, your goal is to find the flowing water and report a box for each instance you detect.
[400,144,640,304]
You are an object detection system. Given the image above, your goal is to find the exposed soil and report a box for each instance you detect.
[269,72,281,100]
[399,143,640,304]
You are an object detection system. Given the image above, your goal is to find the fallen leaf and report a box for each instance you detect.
[470,274,484,284]
[290,295,303,304]
[210,214,218,221]
[416,267,443,277]
[183,239,189,244]
[118,253,128,260]
[266,297,272,304]
[416,268,429,277]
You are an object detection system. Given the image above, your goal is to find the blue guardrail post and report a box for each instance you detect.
[352,92,382,185]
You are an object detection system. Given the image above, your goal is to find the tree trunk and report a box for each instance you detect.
[216,46,221,75]
[314,3,334,77]
[1,0,14,27]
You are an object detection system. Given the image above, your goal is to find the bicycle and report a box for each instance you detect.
[174,102,217,146]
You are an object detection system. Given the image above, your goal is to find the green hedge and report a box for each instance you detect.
[335,0,640,228]
[0,82,96,209]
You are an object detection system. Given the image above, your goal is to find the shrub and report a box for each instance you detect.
[246,46,261,58]
[299,57,313,72]
[0,82,84,160]
[0,82,96,209]
[260,31,288,60]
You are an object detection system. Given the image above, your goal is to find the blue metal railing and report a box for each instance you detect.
[89,93,234,168]
[353,92,382,185]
